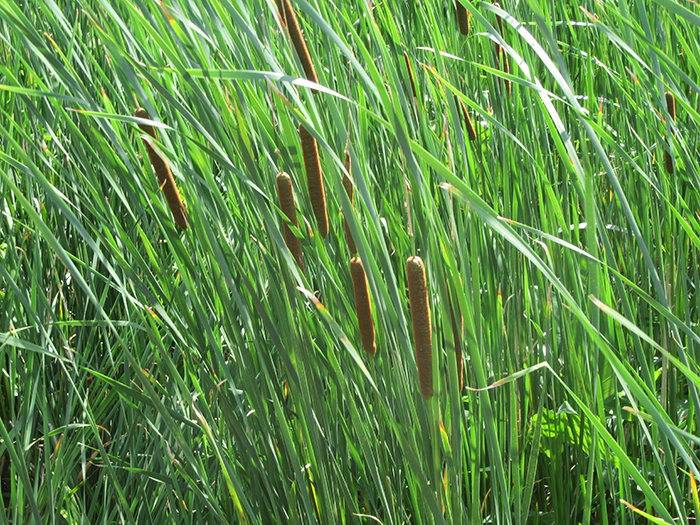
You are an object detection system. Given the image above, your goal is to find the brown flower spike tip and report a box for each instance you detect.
[664,91,676,174]
[276,0,319,93]
[407,256,433,399]
[299,124,329,239]
[350,257,376,356]
[276,172,305,274]
[135,107,188,231]
[456,0,469,36]
[342,149,358,254]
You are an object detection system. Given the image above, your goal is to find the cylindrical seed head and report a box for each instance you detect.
[299,124,329,238]
[664,149,674,174]
[502,52,512,98]
[135,107,189,231]
[350,257,376,356]
[453,94,477,142]
[493,2,504,56]
[406,256,433,399]
[666,91,676,123]
[276,172,305,274]
[276,0,319,92]
[456,0,470,36]
[664,91,677,174]
[403,50,417,102]
[342,150,358,254]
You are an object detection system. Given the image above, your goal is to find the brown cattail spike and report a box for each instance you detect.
[276,172,305,274]
[342,149,358,254]
[299,124,329,238]
[664,91,676,174]
[135,108,189,230]
[502,52,512,98]
[407,256,433,399]
[446,286,464,392]
[453,94,477,141]
[350,257,376,356]
[456,0,469,36]
[492,2,510,95]
[403,50,417,103]
[664,147,674,174]
[276,0,319,92]
[493,2,504,55]
[666,91,676,124]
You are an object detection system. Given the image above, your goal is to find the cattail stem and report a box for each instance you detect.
[135,108,189,231]
[665,91,676,174]
[446,285,464,392]
[276,0,319,92]
[456,0,469,36]
[350,257,376,356]
[453,94,477,141]
[299,124,329,238]
[342,149,358,254]
[407,256,433,399]
[403,50,417,104]
[276,172,305,274]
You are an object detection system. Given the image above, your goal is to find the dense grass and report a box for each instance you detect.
[1,0,699,522]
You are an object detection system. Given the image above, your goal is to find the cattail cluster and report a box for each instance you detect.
[665,91,676,174]
[342,149,358,254]
[456,0,469,36]
[407,256,433,399]
[453,94,477,141]
[275,0,319,92]
[350,257,376,356]
[276,172,305,274]
[446,285,464,392]
[299,124,328,238]
[135,107,189,230]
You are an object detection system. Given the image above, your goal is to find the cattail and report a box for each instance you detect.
[403,50,417,103]
[446,285,464,392]
[493,2,504,56]
[491,2,511,97]
[407,256,433,399]
[666,91,676,124]
[342,149,358,254]
[275,0,319,92]
[453,94,477,141]
[350,257,376,356]
[135,107,189,231]
[299,124,329,238]
[456,0,469,36]
[276,172,305,274]
[502,51,512,98]
[665,91,676,174]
